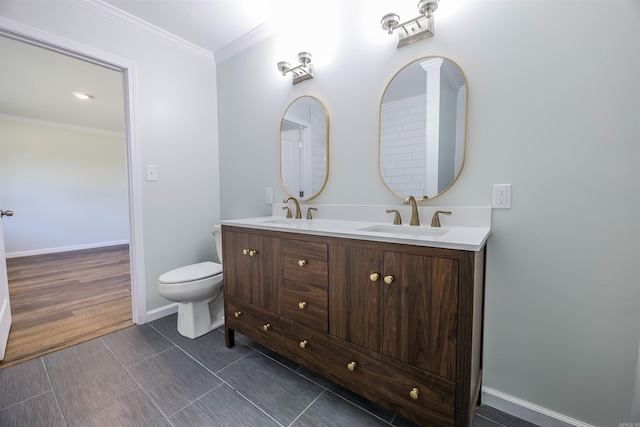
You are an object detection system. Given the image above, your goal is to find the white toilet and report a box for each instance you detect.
[158,225,224,339]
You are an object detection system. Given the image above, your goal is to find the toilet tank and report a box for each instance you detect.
[213,224,223,263]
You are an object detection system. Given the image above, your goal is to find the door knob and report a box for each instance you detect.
[0,210,13,218]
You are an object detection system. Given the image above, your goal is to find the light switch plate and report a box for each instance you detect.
[265,188,273,205]
[492,184,511,208]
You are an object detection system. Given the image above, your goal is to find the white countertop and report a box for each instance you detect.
[220,216,490,252]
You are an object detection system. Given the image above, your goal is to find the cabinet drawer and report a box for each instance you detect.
[326,336,455,427]
[283,280,327,332]
[226,298,286,353]
[283,240,327,288]
[285,321,332,368]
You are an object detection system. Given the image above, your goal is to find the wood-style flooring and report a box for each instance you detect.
[0,245,133,369]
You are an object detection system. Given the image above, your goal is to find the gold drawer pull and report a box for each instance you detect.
[409,387,419,400]
[347,361,357,371]
[262,323,270,331]
[369,273,380,282]
[234,311,242,318]
[299,340,308,349]
[242,249,249,255]
[249,250,256,257]
[298,301,307,310]
[298,259,307,267]
[384,275,394,284]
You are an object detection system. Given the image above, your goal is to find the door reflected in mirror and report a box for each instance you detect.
[281,96,329,201]
[379,57,467,199]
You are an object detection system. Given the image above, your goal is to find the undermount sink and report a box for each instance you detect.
[261,218,297,225]
[358,224,449,237]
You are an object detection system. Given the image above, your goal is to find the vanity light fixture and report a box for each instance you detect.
[277,51,314,85]
[381,0,439,48]
[72,92,94,100]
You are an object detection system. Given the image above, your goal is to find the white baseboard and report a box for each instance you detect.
[144,303,178,324]
[482,387,594,427]
[6,240,130,258]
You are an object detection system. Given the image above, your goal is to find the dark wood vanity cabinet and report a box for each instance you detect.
[223,225,485,427]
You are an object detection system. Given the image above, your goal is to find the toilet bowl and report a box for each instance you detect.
[158,225,224,339]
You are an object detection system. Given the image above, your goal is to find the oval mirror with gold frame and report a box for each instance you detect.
[379,57,467,199]
[280,95,329,201]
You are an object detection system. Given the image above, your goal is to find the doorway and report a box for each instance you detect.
[0,21,146,366]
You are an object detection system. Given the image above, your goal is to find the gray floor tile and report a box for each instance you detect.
[150,317,253,372]
[148,313,183,341]
[101,324,174,366]
[43,338,108,369]
[472,413,505,427]
[218,351,323,426]
[128,346,221,417]
[391,414,422,426]
[68,388,171,427]
[170,383,280,427]
[0,320,535,427]
[296,366,396,422]
[46,347,138,420]
[0,390,65,427]
[292,390,390,427]
[0,358,51,410]
[476,405,540,427]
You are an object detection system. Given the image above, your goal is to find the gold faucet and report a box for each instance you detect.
[283,196,302,219]
[386,209,402,225]
[403,195,427,226]
[306,207,317,219]
[431,210,451,227]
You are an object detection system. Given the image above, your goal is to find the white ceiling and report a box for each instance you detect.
[0,0,279,133]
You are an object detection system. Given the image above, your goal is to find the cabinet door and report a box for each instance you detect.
[223,230,282,314]
[223,230,252,301]
[329,245,383,352]
[251,234,283,313]
[382,252,458,380]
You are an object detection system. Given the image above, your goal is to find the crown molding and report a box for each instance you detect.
[70,0,216,63]
[215,20,275,64]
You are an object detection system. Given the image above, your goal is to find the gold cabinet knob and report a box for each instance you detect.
[249,250,256,257]
[347,361,357,372]
[384,275,394,284]
[262,323,270,331]
[409,387,419,400]
[369,273,380,282]
[299,340,308,349]
[298,259,307,267]
[298,301,307,310]
[242,249,249,255]
[234,311,242,318]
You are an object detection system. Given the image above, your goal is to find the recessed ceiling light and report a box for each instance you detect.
[72,92,94,100]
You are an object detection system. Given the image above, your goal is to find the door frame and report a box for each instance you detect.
[0,17,147,324]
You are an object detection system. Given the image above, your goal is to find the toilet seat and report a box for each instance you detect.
[159,261,222,284]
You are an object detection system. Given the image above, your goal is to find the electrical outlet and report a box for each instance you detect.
[265,188,273,205]
[492,184,511,208]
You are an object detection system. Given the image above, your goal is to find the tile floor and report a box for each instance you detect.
[0,314,538,426]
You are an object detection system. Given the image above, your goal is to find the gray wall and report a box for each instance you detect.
[217,1,640,425]
[1,1,221,312]
[0,117,129,256]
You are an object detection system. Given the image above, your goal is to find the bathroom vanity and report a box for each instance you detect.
[221,215,488,427]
